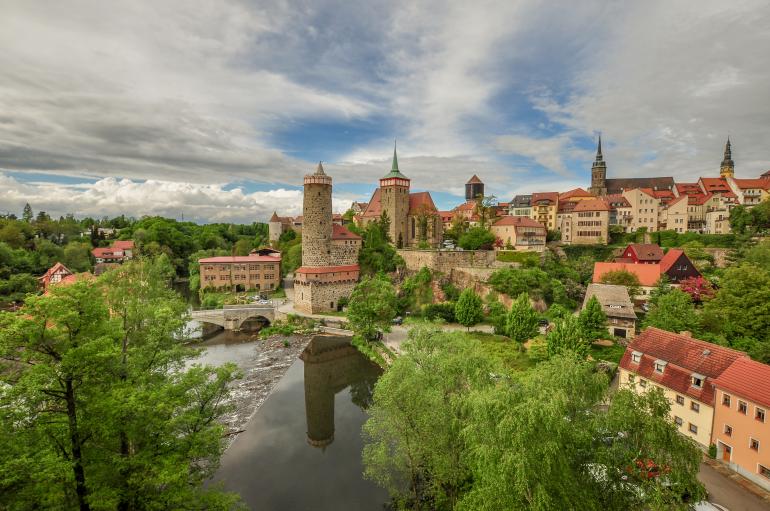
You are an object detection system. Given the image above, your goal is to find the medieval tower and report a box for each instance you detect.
[588,136,608,196]
[294,162,361,314]
[379,143,411,247]
[465,174,485,201]
[720,137,735,178]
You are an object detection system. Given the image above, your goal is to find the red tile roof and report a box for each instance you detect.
[295,264,360,274]
[112,240,134,250]
[466,174,483,184]
[361,189,382,217]
[714,358,770,408]
[659,249,684,272]
[559,188,593,201]
[331,224,361,240]
[454,201,476,212]
[676,183,702,195]
[699,177,731,194]
[198,254,281,263]
[574,198,610,212]
[593,262,662,287]
[92,247,124,259]
[605,194,631,208]
[665,195,688,208]
[408,191,438,213]
[492,216,546,230]
[626,243,664,262]
[620,328,747,404]
[688,193,712,206]
[732,178,770,190]
[531,192,559,204]
[438,211,455,222]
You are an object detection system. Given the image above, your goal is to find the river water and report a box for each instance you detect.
[210,335,389,510]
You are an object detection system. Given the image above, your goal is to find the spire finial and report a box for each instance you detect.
[315,160,325,175]
[391,139,399,172]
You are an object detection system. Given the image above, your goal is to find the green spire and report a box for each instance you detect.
[382,139,409,180]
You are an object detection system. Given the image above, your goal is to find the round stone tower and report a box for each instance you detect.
[268,211,282,242]
[302,162,333,267]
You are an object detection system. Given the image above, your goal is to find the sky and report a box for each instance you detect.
[1,0,770,223]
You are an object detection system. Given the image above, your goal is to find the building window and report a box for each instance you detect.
[654,361,666,373]
[639,379,647,388]
[674,416,683,427]
[691,375,703,388]
[631,352,641,364]
[750,438,760,451]
[724,424,732,437]
[757,408,766,423]
[722,394,731,407]
[676,395,685,406]
[739,401,748,414]
[760,465,770,479]
[691,402,700,413]
[627,374,635,383]
[688,423,698,434]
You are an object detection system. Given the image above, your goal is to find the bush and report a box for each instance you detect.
[495,251,540,266]
[708,443,717,459]
[423,302,456,322]
[459,227,496,250]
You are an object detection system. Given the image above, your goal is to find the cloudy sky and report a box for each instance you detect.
[1,0,769,223]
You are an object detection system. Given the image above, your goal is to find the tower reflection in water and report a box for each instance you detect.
[300,336,382,449]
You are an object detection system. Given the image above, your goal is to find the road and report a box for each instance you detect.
[699,462,770,511]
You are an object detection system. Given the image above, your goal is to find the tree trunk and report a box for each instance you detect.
[65,378,91,511]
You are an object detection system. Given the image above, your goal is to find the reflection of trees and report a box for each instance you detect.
[349,374,378,410]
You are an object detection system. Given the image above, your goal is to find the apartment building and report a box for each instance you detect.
[622,188,660,233]
[558,198,610,245]
[530,192,559,230]
[199,253,282,292]
[490,215,547,251]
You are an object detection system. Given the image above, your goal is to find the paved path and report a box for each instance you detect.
[699,461,770,511]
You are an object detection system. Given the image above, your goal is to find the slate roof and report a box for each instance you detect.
[713,358,770,409]
[620,328,746,405]
[511,195,532,207]
[605,177,675,195]
[582,283,637,319]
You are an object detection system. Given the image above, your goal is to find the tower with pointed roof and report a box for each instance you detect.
[302,161,333,266]
[720,138,735,178]
[379,142,411,246]
[465,174,485,201]
[588,136,608,196]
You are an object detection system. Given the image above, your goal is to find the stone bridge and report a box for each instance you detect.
[190,304,276,331]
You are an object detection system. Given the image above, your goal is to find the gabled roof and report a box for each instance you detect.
[559,188,593,201]
[713,357,770,409]
[605,194,631,208]
[699,177,731,193]
[510,195,532,207]
[360,188,382,218]
[659,249,684,272]
[408,191,438,214]
[665,195,688,208]
[637,188,660,199]
[531,192,559,204]
[583,284,637,319]
[438,211,455,222]
[40,262,73,281]
[269,211,280,222]
[761,170,770,179]
[626,243,664,262]
[573,198,610,212]
[113,240,134,250]
[605,177,674,195]
[466,174,483,184]
[688,193,712,206]
[676,183,702,195]
[732,178,770,190]
[593,262,662,287]
[492,216,546,230]
[331,224,361,240]
[454,201,476,212]
[620,328,746,404]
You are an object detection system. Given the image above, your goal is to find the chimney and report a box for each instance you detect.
[679,331,692,337]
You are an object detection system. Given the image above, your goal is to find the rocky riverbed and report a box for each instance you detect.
[191,331,312,445]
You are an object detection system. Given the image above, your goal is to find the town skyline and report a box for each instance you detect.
[2,1,770,223]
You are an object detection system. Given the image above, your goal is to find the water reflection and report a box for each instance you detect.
[215,335,388,510]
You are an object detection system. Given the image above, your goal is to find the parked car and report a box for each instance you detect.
[392,316,403,325]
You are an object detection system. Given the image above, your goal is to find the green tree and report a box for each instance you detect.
[458,226,495,250]
[506,292,539,343]
[62,241,92,272]
[599,269,641,298]
[22,202,33,223]
[455,289,483,330]
[281,242,302,277]
[486,300,508,335]
[648,275,672,306]
[578,295,608,341]
[0,261,241,510]
[347,275,398,342]
[547,314,590,358]
[233,238,253,256]
[642,289,700,335]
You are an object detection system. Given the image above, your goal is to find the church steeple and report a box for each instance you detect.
[588,135,607,196]
[720,137,735,178]
[381,140,409,179]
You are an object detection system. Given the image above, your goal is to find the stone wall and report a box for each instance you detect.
[330,239,360,266]
[703,247,732,268]
[396,249,496,275]
[294,280,357,314]
[302,178,333,267]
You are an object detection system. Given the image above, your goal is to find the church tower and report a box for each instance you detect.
[588,136,608,196]
[379,142,410,247]
[301,162,332,267]
[720,138,735,178]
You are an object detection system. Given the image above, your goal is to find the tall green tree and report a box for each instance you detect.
[455,289,483,330]
[0,260,240,510]
[458,227,495,250]
[599,269,641,298]
[547,314,590,358]
[22,202,33,223]
[506,292,539,343]
[642,289,700,335]
[578,295,608,341]
[347,275,398,342]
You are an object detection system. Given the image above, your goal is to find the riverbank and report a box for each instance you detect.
[192,331,312,445]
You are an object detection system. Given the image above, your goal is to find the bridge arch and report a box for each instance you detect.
[238,315,271,332]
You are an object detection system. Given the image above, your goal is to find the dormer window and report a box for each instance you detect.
[691,374,705,389]
[654,360,667,374]
[631,351,642,364]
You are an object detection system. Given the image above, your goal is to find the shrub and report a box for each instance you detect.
[423,302,456,322]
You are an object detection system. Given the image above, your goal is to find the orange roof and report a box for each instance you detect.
[492,216,545,229]
[593,262,662,287]
[331,224,361,240]
[637,188,659,199]
[699,177,731,193]
[454,201,476,212]
[39,262,73,281]
[688,193,712,205]
[659,249,684,272]
[408,191,438,213]
[269,211,280,222]
[676,183,702,195]
[573,198,609,212]
[113,240,134,250]
[732,178,770,190]
[199,254,281,263]
[559,188,593,201]
[665,195,688,208]
[713,358,770,409]
[466,174,483,184]
[295,264,360,274]
[438,211,455,221]
[360,188,382,217]
[605,194,631,208]
[531,192,559,204]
